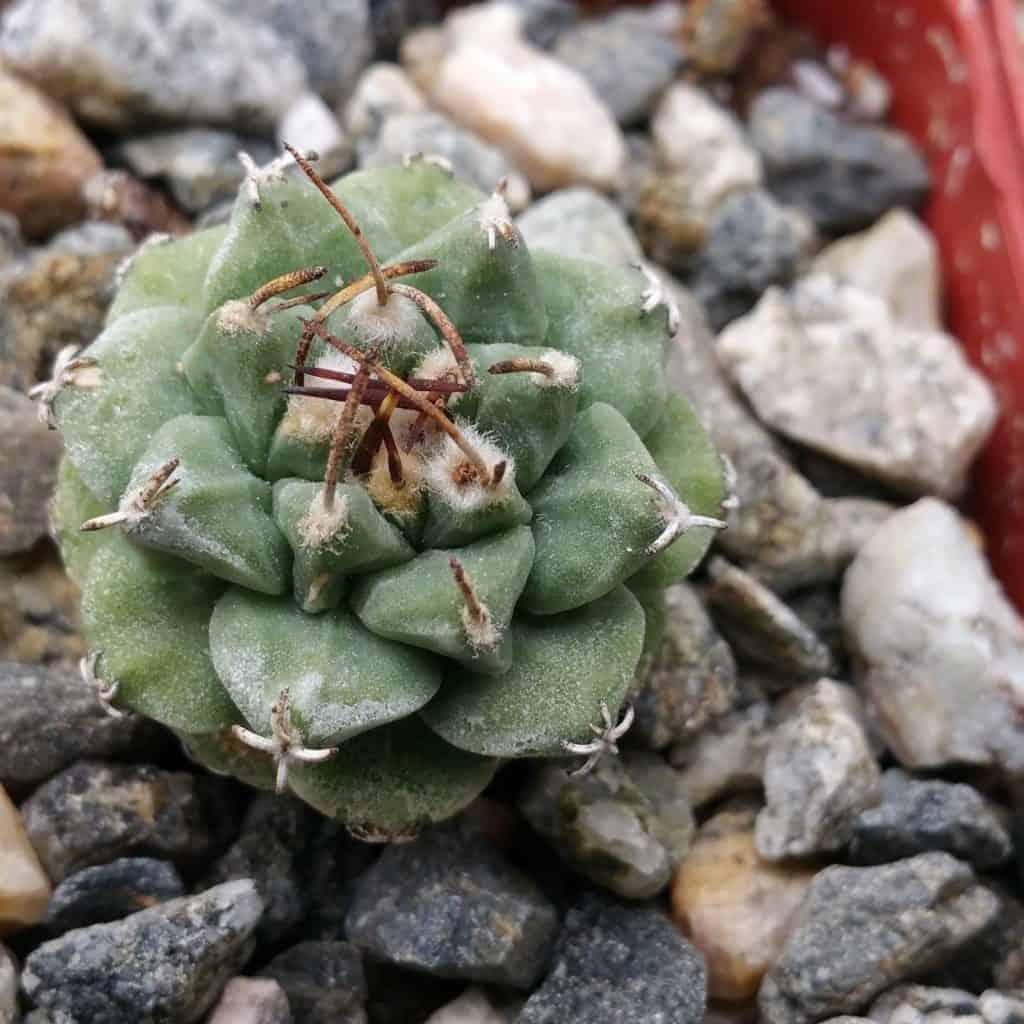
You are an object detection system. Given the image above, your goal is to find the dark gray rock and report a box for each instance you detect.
[363,961,459,1024]
[508,0,578,50]
[706,556,837,681]
[22,879,263,1024]
[203,793,315,946]
[691,189,809,329]
[259,941,366,1024]
[298,820,379,941]
[850,770,1013,870]
[631,582,737,749]
[517,892,706,1024]
[554,5,682,126]
[759,853,1001,1024]
[0,389,61,555]
[45,857,185,935]
[214,0,371,106]
[0,0,307,132]
[20,761,239,882]
[0,662,163,792]
[749,88,930,234]
[115,130,274,214]
[519,758,677,901]
[345,822,558,989]
[369,0,444,59]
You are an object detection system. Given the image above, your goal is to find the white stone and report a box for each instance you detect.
[716,276,997,498]
[813,209,941,329]
[345,62,427,142]
[841,498,1024,778]
[402,3,626,192]
[277,93,348,179]
[207,976,291,1024]
[0,943,15,1024]
[426,987,514,1024]
[651,83,763,210]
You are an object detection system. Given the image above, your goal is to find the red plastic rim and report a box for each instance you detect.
[773,0,1024,609]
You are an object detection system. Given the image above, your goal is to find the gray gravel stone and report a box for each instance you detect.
[517,187,642,266]
[706,557,837,681]
[517,892,706,1024]
[716,277,997,499]
[870,985,984,1023]
[362,110,531,211]
[345,822,558,989]
[369,0,445,58]
[691,189,811,329]
[213,0,371,106]
[849,770,1013,870]
[683,0,769,74]
[207,977,292,1024]
[664,280,892,593]
[759,853,1001,1024]
[22,879,263,1024]
[554,5,682,126]
[0,390,60,555]
[519,758,676,900]
[203,793,314,947]
[507,0,578,50]
[669,702,771,808]
[0,943,16,1024]
[0,662,163,793]
[842,499,1024,778]
[259,941,366,1024]
[0,0,307,132]
[749,87,930,233]
[631,583,737,750]
[20,761,239,883]
[44,857,185,935]
[115,131,274,215]
[755,679,881,860]
[618,752,695,866]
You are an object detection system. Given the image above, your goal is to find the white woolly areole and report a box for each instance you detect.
[364,444,423,519]
[279,349,372,444]
[537,349,580,389]
[346,289,422,347]
[422,421,515,512]
[415,346,459,381]
[298,491,350,549]
[463,604,501,652]
[216,299,270,336]
[478,190,517,250]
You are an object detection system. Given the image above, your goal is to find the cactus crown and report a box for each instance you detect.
[48,150,727,841]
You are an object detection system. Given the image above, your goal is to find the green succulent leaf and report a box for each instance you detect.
[175,728,278,792]
[630,392,727,590]
[521,402,664,615]
[454,343,580,493]
[55,307,204,505]
[534,252,669,439]
[120,415,291,595]
[289,716,498,841]
[273,478,415,613]
[422,585,645,758]
[209,588,442,746]
[81,534,237,733]
[52,456,113,587]
[350,525,535,674]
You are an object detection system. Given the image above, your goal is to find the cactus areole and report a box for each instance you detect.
[46,150,728,841]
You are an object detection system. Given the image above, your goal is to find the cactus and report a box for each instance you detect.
[45,150,728,841]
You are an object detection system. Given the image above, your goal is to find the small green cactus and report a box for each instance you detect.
[46,149,728,841]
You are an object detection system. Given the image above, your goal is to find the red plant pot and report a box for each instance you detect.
[775,0,1024,609]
